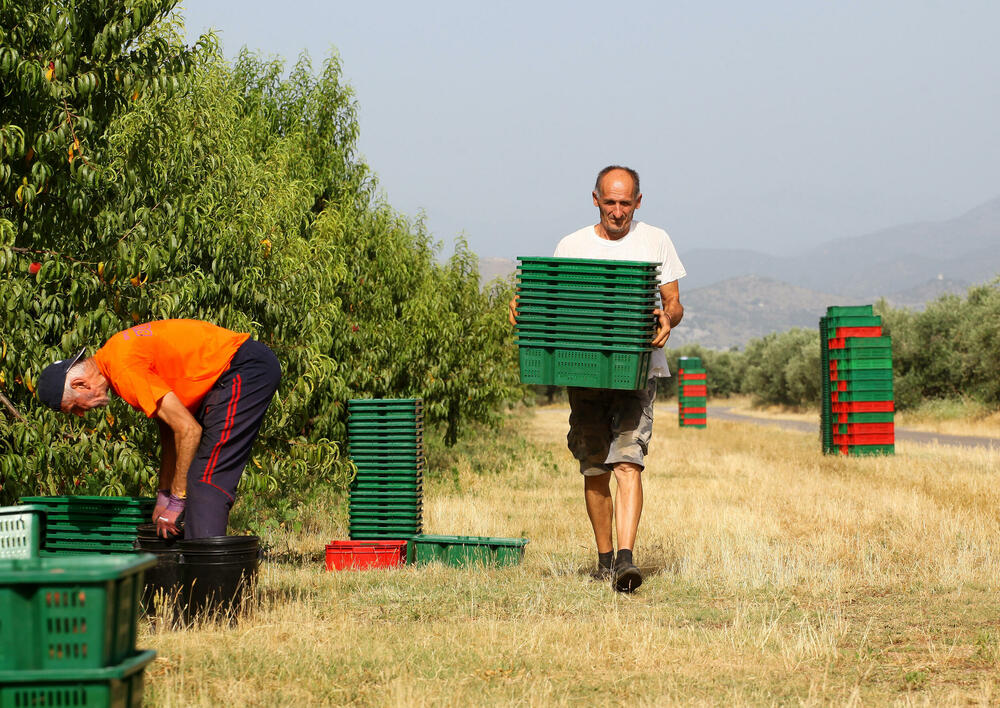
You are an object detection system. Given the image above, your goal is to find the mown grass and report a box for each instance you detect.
[142,404,1000,706]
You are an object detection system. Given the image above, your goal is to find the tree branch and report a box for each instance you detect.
[0,391,26,422]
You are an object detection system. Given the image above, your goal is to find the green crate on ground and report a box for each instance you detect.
[518,345,651,390]
[408,535,529,567]
[0,553,156,670]
[0,506,45,561]
[19,496,153,516]
[0,649,155,708]
[845,445,895,456]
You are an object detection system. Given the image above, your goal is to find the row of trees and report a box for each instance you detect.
[0,2,519,504]
[663,279,1000,410]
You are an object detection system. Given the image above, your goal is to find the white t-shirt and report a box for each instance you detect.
[553,221,686,378]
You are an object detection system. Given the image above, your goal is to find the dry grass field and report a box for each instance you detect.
[143,403,1000,706]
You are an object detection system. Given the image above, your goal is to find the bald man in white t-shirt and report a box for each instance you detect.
[509,165,685,592]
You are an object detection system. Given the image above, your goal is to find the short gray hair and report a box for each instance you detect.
[594,165,640,199]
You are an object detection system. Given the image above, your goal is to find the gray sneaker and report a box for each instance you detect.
[612,559,642,593]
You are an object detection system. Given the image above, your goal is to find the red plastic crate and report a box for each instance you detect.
[831,401,895,413]
[679,406,706,414]
[325,540,407,570]
[680,373,706,381]
[830,326,882,339]
[832,433,895,445]
[681,385,707,396]
[837,423,894,434]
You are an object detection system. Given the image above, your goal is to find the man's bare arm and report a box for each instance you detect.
[652,280,683,348]
[155,418,177,491]
[154,392,202,499]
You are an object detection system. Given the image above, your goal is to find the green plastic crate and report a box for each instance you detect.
[516,319,656,335]
[351,484,423,494]
[823,316,883,328]
[0,506,45,561]
[408,535,529,567]
[516,297,656,313]
[348,398,422,407]
[829,369,894,381]
[351,467,425,476]
[515,334,654,349]
[833,380,894,393]
[828,350,893,362]
[516,282,657,299]
[833,392,895,403]
[19,496,153,515]
[825,305,873,317]
[518,256,660,269]
[518,345,651,390]
[830,358,893,370]
[827,336,892,348]
[0,553,156,670]
[515,309,655,325]
[0,649,155,708]
[844,445,895,456]
[839,412,895,423]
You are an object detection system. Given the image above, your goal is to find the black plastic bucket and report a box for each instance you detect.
[179,535,260,622]
[135,523,183,613]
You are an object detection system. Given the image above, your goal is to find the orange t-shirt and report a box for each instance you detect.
[94,320,250,417]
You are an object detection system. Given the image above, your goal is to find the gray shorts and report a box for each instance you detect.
[566,379,657,476]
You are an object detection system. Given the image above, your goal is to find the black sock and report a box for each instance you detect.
[598,551,614,569]
[616,548,633,565]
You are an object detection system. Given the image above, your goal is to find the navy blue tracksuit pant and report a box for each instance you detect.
[184,339,281,539]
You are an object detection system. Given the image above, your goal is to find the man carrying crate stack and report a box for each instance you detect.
[36,320,281,540]
[509,165,685,592]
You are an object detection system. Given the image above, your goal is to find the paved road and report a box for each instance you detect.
[708,406,1000,450]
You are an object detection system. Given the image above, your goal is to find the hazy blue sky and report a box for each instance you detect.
[180,1,1000,260]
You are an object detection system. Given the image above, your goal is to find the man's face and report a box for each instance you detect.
[60,371,110,417]
[593,170,641,239]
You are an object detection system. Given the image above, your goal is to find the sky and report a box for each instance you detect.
[180,1,1000,260]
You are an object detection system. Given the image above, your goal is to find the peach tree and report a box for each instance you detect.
[0,4,520,504]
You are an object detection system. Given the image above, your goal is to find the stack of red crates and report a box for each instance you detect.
[677,356,707,428]
[821,305,894,456]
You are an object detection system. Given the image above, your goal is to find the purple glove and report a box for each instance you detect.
[156,493,186,538]
[152,488,170,522]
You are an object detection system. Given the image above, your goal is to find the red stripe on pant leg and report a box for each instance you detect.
[201,374,242,485]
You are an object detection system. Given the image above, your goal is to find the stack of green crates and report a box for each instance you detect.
[19,496,154,555]
[677,355,707,428]
[515,257,660,390]
[819,305,895,456]
[0,507,158,706]
[347,399,424,540]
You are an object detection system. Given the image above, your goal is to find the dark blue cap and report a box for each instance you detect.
[37,348,87,411]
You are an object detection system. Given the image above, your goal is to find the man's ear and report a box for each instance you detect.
[70,375,90,392]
